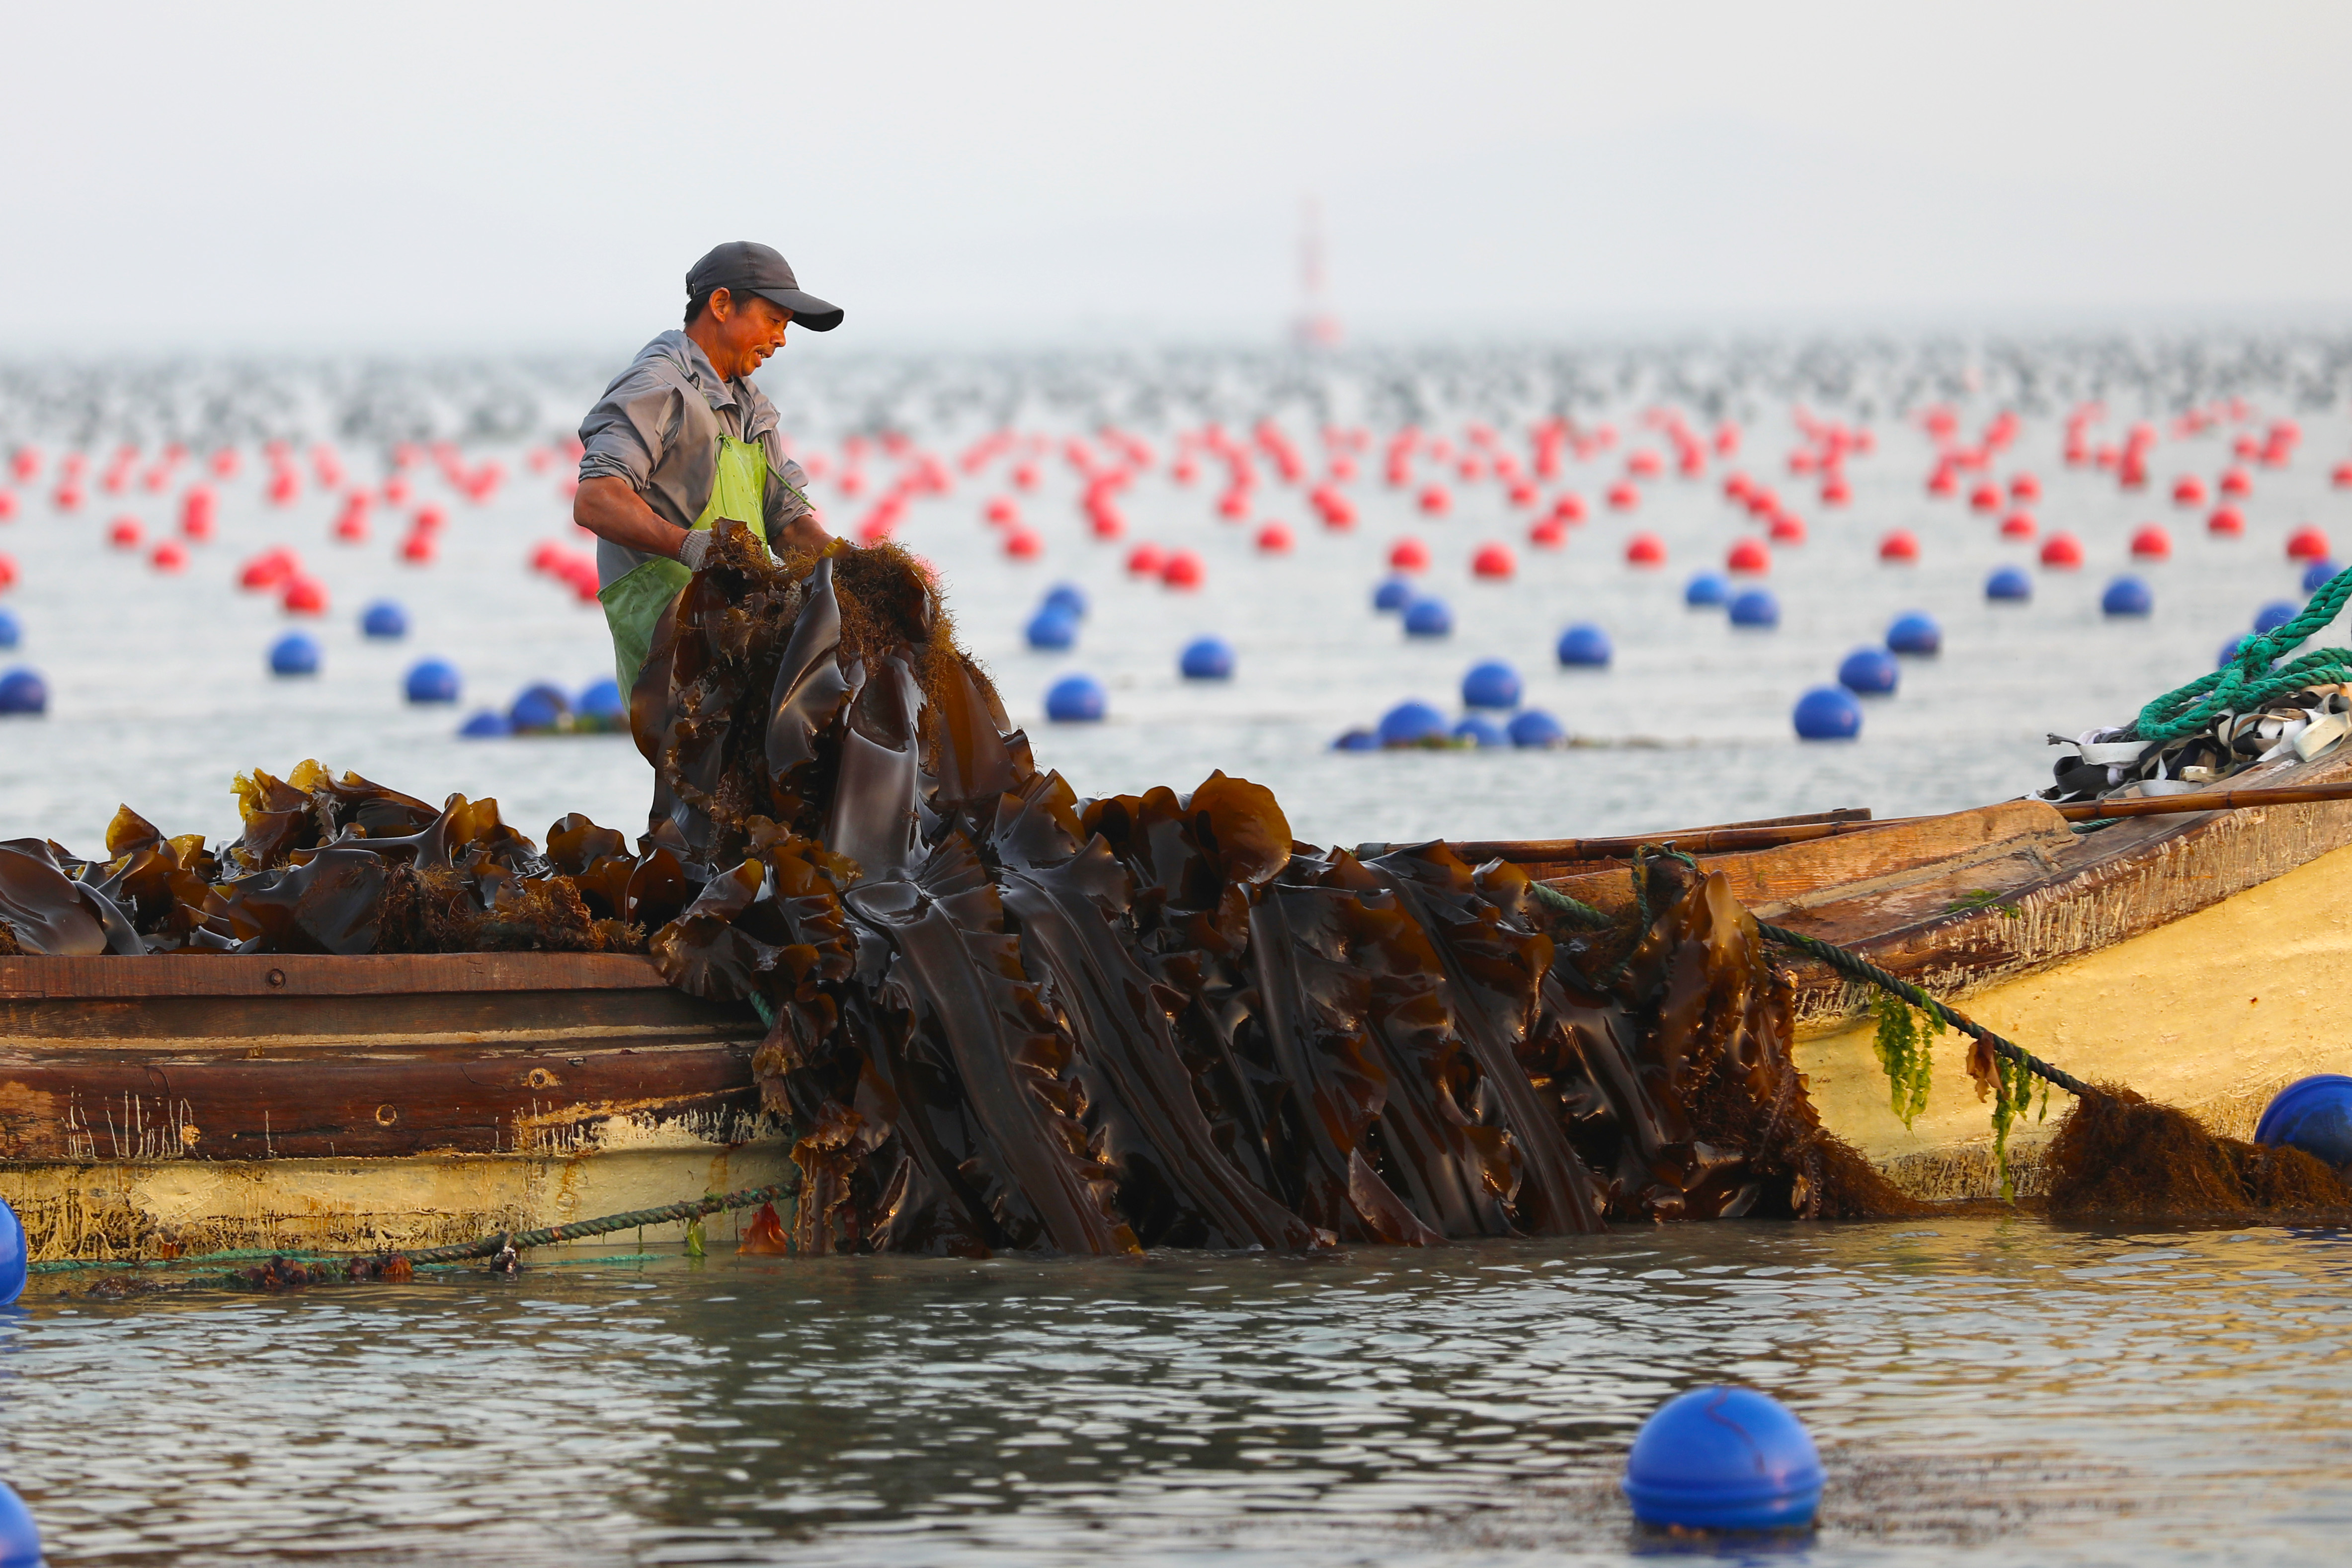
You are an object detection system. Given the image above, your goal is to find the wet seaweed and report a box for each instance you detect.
[20,530,1925,1249]
[2043,1086,2352,1218]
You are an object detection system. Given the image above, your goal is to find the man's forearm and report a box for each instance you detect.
[574,476,690,559]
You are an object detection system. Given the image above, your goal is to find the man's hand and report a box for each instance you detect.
[776,512,830,555]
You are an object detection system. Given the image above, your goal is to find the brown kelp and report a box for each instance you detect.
[1,524,1911,1247]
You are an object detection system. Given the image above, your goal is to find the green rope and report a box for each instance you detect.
[2130,563,2352,742]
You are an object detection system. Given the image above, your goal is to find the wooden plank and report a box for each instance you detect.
[0,950,670,1000]
[0,1041,768,1161]
[0,988,761,1050]
[1451,807,1874,865]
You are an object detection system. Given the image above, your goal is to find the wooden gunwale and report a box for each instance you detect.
[1498,744,2352,1028]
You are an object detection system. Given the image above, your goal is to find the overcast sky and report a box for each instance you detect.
[4,0,2348,353]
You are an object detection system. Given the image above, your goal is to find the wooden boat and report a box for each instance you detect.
[7,742,2350,1261]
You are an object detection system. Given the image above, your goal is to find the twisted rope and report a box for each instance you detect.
[1525,877,2094,1100]
[2130,563,2352,742]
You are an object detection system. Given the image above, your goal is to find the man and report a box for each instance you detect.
[574,241,843,691]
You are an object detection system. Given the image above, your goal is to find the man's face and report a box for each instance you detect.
[714,290,793,373]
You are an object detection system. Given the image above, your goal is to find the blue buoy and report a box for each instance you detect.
[1025,606,1077,651]
[458,708,509,738]
[509,682,570,733]
[403,658,460,704]
[0,608,19,649]
[1986,565,2033,602]
[1685,571,1730,608]
[1886,611,1942,656]
[1179,636,1235,680]
[1373,576,1414,612]
[1046,673,1107,723]
[2302,559,2342,594]
[1793,685,1862,740]
[0,668,44,716]
[1728,588,1780,628]
[268,632,320,677]
[577,677,627,727]
[0,1479,39,1568]
[1043,582,1089,620]
[1403,596,1454,638]
[2254,1074,2352,1169]
[1332,728,1379,751]
[360,599,409,640]
[1452,715,1507,747]
[1461,660,1523,709]
[1508,708,1567,748]
[2253,599,2298,636]
[2102,576,2153,617]
[1622,1386,1824,1532]
[1837,647,1899,696]
[0,1195,22,1306]
[1555,623,1613,667]
[1378,700,1449,747]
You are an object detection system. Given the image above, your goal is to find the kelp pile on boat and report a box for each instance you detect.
[631,525,1910,1250]
[0,765,676,958]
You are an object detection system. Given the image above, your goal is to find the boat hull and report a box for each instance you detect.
[0,952,786,1261]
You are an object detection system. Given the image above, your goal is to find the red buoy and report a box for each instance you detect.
[2172,475,2207,506]
[150,540,188,574]
[2001,510,2037,540]
[1160,549,1203,589]
[281,576,328,614]
[1551,492,1587,523]
[2287,525,2331,561]
[2130,524,2172,560]
[2039,532,2084,569]
[1819,476,1850,507]
[1968,483,2002,512]
[2220,467,2253,497]
[107,516,143,549]
[1389,537,1431,572]
[2208,505,2245,537]
[1768,512,1807,545]
[400,531,437,564]
[1003,528,1043,560]
[2009,473,2041,501]
[1624,532,1666,567]
[1726,538,1771,574]
[2332,461,2352,489]
[983,496,1018,528]
[1927,468,1957,498]
[1471,542,1516,579]
[1878,529,1919,563]
[1606,481,1641,511]
[1254,521,1294,554]
[1528,518,1566,549]
[1417,484,1452,516]
[1125,542,1164,576]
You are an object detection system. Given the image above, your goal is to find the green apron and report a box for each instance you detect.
[598,434,769,691]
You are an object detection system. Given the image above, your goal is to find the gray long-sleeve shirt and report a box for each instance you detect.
[576,329,813,590]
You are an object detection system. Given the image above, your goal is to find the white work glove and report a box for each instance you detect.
[677,530,714,572]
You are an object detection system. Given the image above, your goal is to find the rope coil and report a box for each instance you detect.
[2129,564,2352,743]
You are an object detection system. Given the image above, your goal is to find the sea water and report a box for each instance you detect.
[6,1220,2350,1564]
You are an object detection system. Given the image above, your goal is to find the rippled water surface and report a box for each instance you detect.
[4,1219,2349,1566]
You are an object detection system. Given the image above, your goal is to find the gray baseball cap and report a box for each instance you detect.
[685,241,844,332]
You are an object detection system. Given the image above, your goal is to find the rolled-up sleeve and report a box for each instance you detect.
[577,367,680,491]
